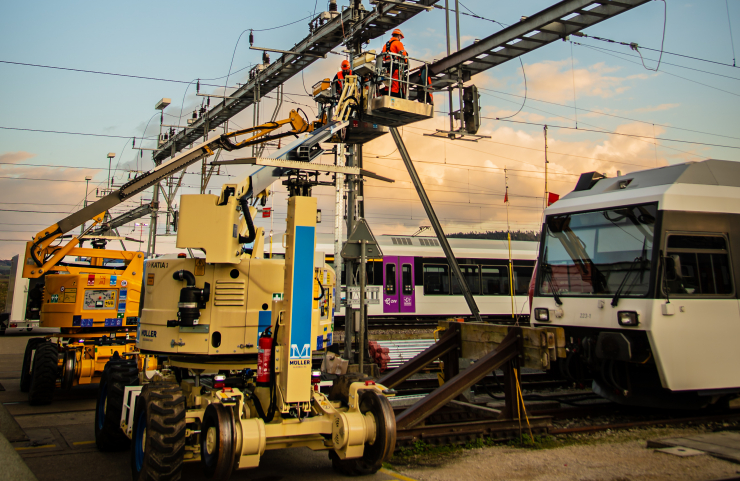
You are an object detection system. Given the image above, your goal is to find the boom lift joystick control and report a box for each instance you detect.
[172,270,210,327]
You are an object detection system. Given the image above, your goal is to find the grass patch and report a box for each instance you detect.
[390,425,724,470]
[0,278,7,313]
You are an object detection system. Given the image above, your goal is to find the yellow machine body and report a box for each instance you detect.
[138,194,335,360]
[40,249,144,331]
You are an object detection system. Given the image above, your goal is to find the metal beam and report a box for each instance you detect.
[395,328,520,429]
[89,203,154,236]
[378,323,461,389]
[154,1,440,164]
[418,0,649,88]
[390,127,483,323]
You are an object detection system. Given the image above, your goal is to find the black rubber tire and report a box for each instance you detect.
[20,338,46,392]
[28,342,59,406]
[330,390,396,476]
[130,382,186,481]
[96,355,139,452]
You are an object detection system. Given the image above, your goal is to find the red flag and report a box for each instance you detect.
[504,189,508,204]
[547,192,560,206]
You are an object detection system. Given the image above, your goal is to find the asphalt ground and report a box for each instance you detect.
[0,332,415,481]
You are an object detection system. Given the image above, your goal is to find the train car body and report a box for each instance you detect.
[319,235,538,322]
[1,254,43,333]
[530,159,740,408]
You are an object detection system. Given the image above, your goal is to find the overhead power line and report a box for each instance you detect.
[477,87,740,142]
[573,41,740,81]
[573,32,739,70]
[0,126,156,141]
[575,43,740,98]
[485,117,740,150]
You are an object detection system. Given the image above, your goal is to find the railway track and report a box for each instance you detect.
[389,389,740,448]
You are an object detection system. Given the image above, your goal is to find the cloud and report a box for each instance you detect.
[634,103,680,113]
[0,151,35,164]
[508,60,635,104]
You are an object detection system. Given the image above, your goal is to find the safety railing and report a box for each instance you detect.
[371,51,433,106]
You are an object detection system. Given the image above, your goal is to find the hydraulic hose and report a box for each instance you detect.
[313,276,325,301]
[172,270,196,286]
[238,197,257,244]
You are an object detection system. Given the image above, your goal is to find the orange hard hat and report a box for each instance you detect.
[392,28,404,39]
[341,59,350,70]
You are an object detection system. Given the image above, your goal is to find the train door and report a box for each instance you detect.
[383,257,416,314]
[383,257,399,313]
[399,256,415,313]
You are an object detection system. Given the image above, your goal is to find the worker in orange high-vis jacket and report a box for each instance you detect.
[380,28,408,98]
[333,59,353,94]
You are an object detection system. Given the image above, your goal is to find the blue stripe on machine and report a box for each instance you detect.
[289,225,315,359]
[257,310,272,342]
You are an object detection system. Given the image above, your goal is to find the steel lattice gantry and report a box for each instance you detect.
[153,0,440,164]
[414,0,650,88]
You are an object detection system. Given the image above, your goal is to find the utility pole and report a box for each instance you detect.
[544,125,549,210]
[334,143,345,315]
[445,0,454,133]
[80,175,92,236]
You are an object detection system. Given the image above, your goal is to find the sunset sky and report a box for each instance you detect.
[1,0,738,258]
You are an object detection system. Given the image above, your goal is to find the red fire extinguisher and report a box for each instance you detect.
[257,327,273,386]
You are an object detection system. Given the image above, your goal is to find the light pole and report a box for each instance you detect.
[107,152,116,190]
[81,175,93,236]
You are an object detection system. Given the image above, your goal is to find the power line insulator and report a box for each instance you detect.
[249,30,254,47]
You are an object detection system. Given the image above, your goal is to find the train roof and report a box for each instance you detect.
[315,234,538,260]
[546,159,740,216]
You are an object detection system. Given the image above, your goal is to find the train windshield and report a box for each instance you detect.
[540,203,656,298]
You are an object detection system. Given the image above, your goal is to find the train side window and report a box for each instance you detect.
[481,266,504,295]
[402,264,413,295]
[665,234,733,296]
[514,266,534,295]
[385,263,396,295]
[452,265,480,295]
[423,264,449,295]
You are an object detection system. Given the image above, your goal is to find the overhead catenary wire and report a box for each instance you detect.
[726,0,737,67]
[573,40,740,81]
[572,33,739,70]
[456,3,526,120]
[0,126,157,141]
[484,117,740,150]
[575,42,740,98]
[476,87,740,142]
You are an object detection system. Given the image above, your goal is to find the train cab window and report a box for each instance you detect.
[481,266,505,295]
[665,234,733,296]
[452,265,480,295]
[402,264,413,295]
[385,263,396,295]
[423,264,450,295]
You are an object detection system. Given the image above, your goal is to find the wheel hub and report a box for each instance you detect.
[206,426,217,455]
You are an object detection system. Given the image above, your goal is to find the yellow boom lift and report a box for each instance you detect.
[93,118,397,479]
[18,111,311,406]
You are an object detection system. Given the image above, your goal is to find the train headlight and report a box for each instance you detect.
[534,308,550,322]
[617,311,639,326]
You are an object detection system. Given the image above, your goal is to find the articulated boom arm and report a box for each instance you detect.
[22,111,311,279]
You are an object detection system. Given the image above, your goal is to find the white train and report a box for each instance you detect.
[530,159,740,408]
[316,234,537,322]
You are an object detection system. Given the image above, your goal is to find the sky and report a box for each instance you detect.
[0,0,739,259]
